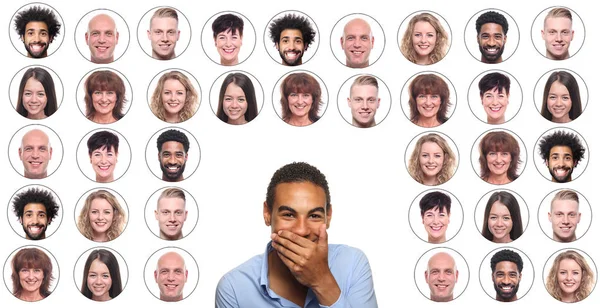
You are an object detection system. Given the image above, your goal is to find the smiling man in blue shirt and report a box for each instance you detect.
[216,162,377,307]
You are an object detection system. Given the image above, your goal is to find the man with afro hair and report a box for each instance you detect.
[538,130,586,183]
[12,187,60,240]
[157,129,190,182]
[475,11,508,63]
[268,13,316,66]
[13,5,61,58]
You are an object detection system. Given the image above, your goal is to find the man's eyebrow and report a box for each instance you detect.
[277,205,296,213]
[308,207,325,215]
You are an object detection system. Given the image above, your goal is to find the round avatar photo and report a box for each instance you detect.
[8,124,64,180]
[538,188,591,243]
[272,70,329,127]
[145,127,201,182]
[414,247,469,302]
[209,70,264,125]
[9,65,63,120]
[74,9,130,64]
[401,71,457,128]
[398,10,452,65]
[10,3,64,58]
[137,6,191,60]
[405,131,459,186]
[408,189,463,244]
[3,245,59,302]
[76,68,133,124]
[467,69,523,125]
[470,128,526,185]
[533,69,588,124]
[264,10,319,66]
[73,247,128,301]
[74,188,128,243]
[144,247,199,302]
[543,248,596,303]
[534,127,588,183]
[337,74,391,128]
[7,185,62,241]
[147,68,201,124]
[330,13,385,68]
[474,189,529,244]
[201,11,256,66]
[479,247,534,302]
[464,9,519,64]
[144,186,199,241]
[531,6,585,60]
[76,128,132,183]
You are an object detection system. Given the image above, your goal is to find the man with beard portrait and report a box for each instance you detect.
[13,5,61,58]
[12,187,60,240]
[157,129,189,182]
[268,13,316,66]
[475,11,508,64]
[538,130,585,183]
[490,249,523,302]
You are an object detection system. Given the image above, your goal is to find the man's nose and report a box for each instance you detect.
[292,218,310,237]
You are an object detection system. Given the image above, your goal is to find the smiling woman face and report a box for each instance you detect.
[419,141,444,184]
[87,259,112,301]
[18,268,44,297]
[161,79,187,121]
[412,21,437,62]
[89,198,114,240]
[22,77,48,119]
[487,201,513,243]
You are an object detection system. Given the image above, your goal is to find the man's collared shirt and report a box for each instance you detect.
[216,242,377,307]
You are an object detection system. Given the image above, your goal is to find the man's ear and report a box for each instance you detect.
[263,201,271,226]
[326,204,332,228]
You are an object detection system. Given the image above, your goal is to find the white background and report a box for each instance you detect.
[2,0,598,307]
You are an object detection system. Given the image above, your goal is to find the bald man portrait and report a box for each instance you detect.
[85,13,119,63]
[340,18,374,68]
[425,252,458,302]
[18,129,53,179]
[154,251,188,302]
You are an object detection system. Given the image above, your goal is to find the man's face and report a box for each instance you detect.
[425,253,458,302]
[154,252,187,301]
[21,21,52,58]
[155,197,187,240]
[263,182,331,243]
[542,17,573,60]
[492,261,521,301]
[159,141,187,182]
[215,29,242,65]
[341,19,374,68]
[549,199,580,242]
[348,84,379,128]
[147,17,180,60]
[546,145,575,183]
[86,15,119,64]
[19,130,53,179]
[20,203,49,240]
[422,207,449,243]
[477,23,506,63]
[276,29,305,66]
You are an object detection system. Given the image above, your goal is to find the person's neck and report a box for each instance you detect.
[552,115,571,123]
[92,293,112,301]
[352,119,375,128]
[268,249,308,306]
[496,294,517,302]
[493,235,512,243]
[28,113,47,120]
[554,233,576,242]
[486,173,510,185]
[547,51,569,61]
[482,57,502,64]
[428,235,446,243]
[222,57,239,66]
[416,117,440,128]
[487,116,505,124]
[422,175,439,186]
[286,116,312,127]
[228,117,248,125]
[92,57,114,64]
[561,291,576,302]
[93,113,116,124]
[164,113,180,123]
[415,55,431,65]
[153,52,175,60]
[97,174,114,183]
[92,231,109,242]
[20,289,43,302]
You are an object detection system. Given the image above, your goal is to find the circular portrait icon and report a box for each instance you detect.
[405,131,459,186]
[143,247,199,302]
[538,188,592,243]
[534,127,588,183]
[76,128,132,183]
[209,70,264,125]
[3,245,59,302]
[147,68,201,124]
[398,10,452,65]
[145,127,201,182]
[7,184,62,241]
[464,8,519,64]
[76,67,133,124]
[470,128,527,185]
[73,246,128,301]
[467,69,523,125]
[272,70,329,127]
[74,8,130,64]
[10,2,65,58]
[74,188,128,243]
[144,186,199,241]
[400,71,457,128]
[8,124,64,180]
[543,248,596,303]
[201,11,256,66]
[479,247,534,302]
[337,74,391,128]
[408,189,463,244]
[9,65,64,120]
[414,247,469,302]
[137,6,191,60]
[533,69,588,124]
[474,189,529,244]
[531,6,585,60]
[330,13,385,68]
[264,10,319,66]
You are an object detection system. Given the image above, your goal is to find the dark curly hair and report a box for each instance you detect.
[157,129,190,153]
[12,187,59,222]
[268,13,316,47]
[14,5,61,39]
[538,130,585,164]
[491,249,523,272]
[476,11,508,35]
[266,162,330,212]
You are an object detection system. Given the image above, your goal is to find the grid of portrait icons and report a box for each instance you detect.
[2,0,597,306]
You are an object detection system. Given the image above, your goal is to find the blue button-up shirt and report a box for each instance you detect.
[216,243,377,307]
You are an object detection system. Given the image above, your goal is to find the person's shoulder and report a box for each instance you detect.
[217,252,264,287]
[328,244,369,265]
